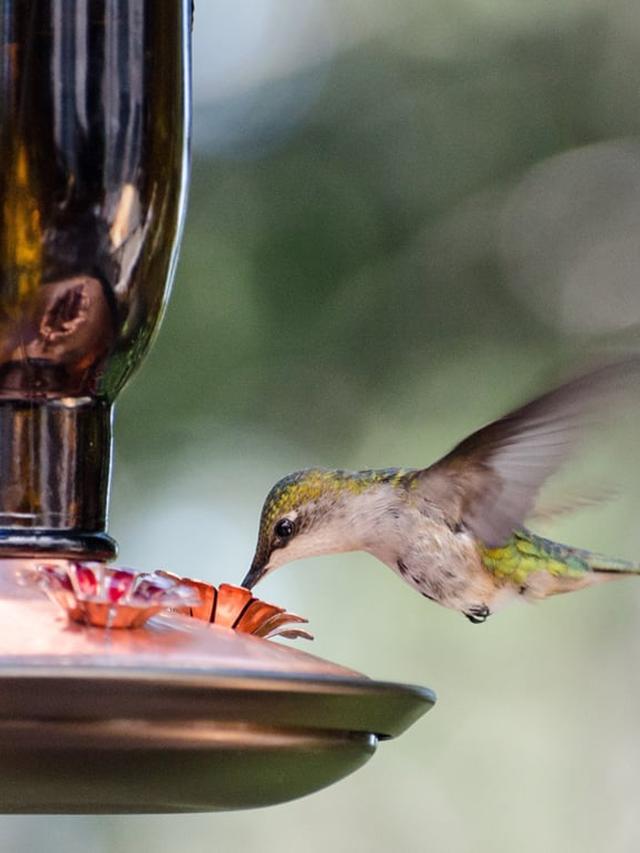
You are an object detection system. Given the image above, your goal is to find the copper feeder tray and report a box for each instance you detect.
[0,592,435,813]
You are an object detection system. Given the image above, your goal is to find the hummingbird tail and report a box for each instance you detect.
[590,559,640,577]
[519,529,640,578]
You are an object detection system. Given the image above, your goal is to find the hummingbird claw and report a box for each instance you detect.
[464,604,491,624]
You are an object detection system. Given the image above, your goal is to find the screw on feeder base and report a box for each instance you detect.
[0,398,116,559]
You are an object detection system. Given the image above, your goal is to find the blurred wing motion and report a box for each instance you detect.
[529,485,618,523]
[407,357,640,547]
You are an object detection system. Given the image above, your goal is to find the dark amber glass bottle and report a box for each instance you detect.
[0,1,191,557]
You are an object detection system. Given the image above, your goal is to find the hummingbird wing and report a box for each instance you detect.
[408,357,640,548]
[529,484,618,523]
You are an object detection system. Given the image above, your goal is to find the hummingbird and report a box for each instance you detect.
[241,358,640,623]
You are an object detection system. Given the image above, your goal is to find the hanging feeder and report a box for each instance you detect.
[0,0,436,813]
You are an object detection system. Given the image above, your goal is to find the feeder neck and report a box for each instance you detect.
[0,397,115,559]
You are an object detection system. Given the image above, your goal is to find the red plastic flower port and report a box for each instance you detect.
[157,572,313,641]
[31,562,200,629]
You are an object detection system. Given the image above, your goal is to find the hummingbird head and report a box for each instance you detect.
[241,466,408,589]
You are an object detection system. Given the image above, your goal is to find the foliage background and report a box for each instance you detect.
[6,1,640,850]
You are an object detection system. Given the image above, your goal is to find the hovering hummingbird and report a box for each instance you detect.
[241,359,640,622]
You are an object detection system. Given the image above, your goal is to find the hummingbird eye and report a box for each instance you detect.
[274,518,295,540]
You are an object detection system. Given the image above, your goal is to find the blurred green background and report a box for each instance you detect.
[7,0,640,849]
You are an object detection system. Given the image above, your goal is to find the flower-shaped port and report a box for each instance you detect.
[156,572,313,640]
[31,563,200,629]
[28,563,312,639]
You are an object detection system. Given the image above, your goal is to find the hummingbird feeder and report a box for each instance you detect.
[0,0,435,813]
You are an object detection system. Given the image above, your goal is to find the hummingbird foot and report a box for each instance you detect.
[464,604,491,624]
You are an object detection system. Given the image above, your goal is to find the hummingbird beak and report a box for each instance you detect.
[241,557,267,590]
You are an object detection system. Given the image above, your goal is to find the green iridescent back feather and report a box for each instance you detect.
[481,529,640,587]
